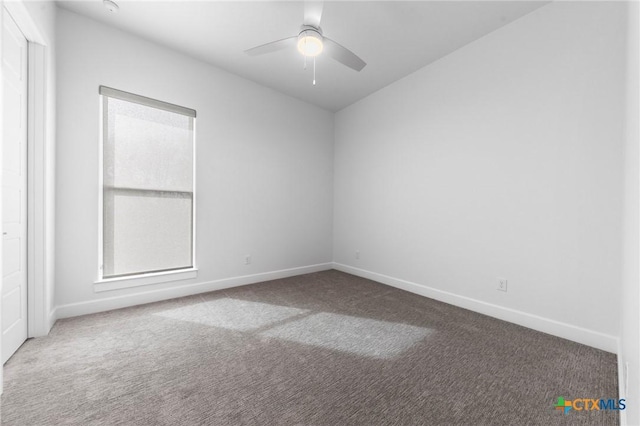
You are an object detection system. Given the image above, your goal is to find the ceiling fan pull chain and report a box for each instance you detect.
[313,56,316,86]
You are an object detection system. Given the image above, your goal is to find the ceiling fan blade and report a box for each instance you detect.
[323,38,366,72]
[245,36,297,56]
[304,0,324,28]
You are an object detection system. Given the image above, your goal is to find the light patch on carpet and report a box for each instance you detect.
[154,298,309,331]
[261,312,432,359]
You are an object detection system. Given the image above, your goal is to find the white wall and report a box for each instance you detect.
[620,1,640,424]
[55,9,333,313]
[21,0,56,334]
[1,0,5,393]
[334,1,626,352]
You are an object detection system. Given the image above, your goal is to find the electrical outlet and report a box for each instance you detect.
[497,278,507,292]
[355,250,360,260]
[245,255,251,265]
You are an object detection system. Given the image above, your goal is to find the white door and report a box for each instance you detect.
[1,9,28,364]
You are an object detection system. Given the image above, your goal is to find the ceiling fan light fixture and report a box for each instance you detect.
[297,29,323,57]
[103,0,119,13]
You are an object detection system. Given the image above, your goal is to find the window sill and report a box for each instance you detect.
[94,268,198,293]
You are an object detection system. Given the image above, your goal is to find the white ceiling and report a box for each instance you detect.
[58,1,548,112]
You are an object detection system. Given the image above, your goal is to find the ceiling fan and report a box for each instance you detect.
[244,0,366,81]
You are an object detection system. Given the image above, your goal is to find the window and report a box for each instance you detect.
[99,86,196,281]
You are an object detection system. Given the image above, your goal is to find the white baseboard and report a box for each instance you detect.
[618,340,628,425]
[48,307,58,333]
[333,263,617,354]
[55,263,333,320]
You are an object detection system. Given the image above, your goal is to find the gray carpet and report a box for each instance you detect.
[1,270,618,425]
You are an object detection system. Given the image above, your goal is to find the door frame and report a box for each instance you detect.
[2,1,52,341]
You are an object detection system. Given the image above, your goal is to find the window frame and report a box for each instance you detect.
[96,86,197,291]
